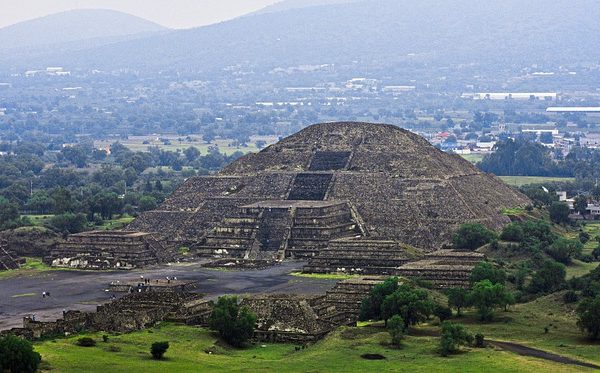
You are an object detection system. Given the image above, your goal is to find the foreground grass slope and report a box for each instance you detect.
[35,322,588,373]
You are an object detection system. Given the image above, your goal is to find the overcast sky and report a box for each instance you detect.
[0,0,279,29]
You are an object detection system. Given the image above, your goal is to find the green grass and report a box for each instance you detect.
[418,292,600,366]
[460,154,485,164]
[566,260,599,280]
[581,222,600,255]
[499,176,576,187]
[0,257,69,280]
[98,216,135,230]
[34,323,581,372]
[22,215,55,226]
[288,272,358,280]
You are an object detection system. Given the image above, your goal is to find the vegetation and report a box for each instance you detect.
[439,322,473,357]
[387,315,405,347]
[0,335,42,373]
[209,296,257,348]
[468,280,511,321]
[446,288,469,316]
[76,337,97,347]
[150,342,170,360]
[469,262,506,286]
[452,223,497,251]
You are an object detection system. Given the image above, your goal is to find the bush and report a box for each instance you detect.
[0,335,42,373]
[76,337,96,347]
[577,295,600,340]
[452,223,497,251]
[474,333,485,348]
[500,223,524,242]
[528,261,566,294]
[387,315,405,347]
[563,290,579,304]
[579,232,591,244]
[446,288,469,316]
[439,322,473,356]
[592,246,600,260]
[359,277,399,321]
[150,341,169,360]
[545,238,583,265]
[47,213,88,234]
[434,305,453,323]
[209,296,257,348]
[468,280,511,321]
[470,262,506,285]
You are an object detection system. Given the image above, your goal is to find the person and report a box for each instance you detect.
[31,314,36,322]
[42,291,46,298]
[62,309,66,317]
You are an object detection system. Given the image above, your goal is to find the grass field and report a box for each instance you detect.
[498,176,576,187]
[34,323,584,373]
[98,216,135,230]
[460,154,485,164]
[0,257,61,280]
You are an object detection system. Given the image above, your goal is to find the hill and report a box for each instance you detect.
[251,0,358,15]
[0,9,167,52]
[3,0,599,71]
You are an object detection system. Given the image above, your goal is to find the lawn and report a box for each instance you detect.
[498,176,576,187]
[34,323,581,373]
[421,292,600,366]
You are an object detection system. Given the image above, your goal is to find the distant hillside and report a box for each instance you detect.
[3,0,599,71]
[252,0,358,15]
[0,9,167,51]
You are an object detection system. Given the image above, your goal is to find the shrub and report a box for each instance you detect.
[500,223,524,242]
[359,277,399,321]
[209,296,257,348]
[150,341,169,360]
[528,261,566,294]
[102,335,109,343]
[452,223,497,251]
[434,305,453,323]
[579,232,591,244]
[439,322,473,356]
[470,262,506,285]
[592,246,600,260]
[563,290,579,304]
[76,337,96,347]
[576,296,600,340]
[0,335,42,373]
[474,333,485,348]
[545,238,583,265]
[387,315,405,347]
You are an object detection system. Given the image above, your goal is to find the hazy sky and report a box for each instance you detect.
[0,0,279,29]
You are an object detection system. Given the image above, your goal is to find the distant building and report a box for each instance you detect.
[463,92,557,101]
[521,124,559,136]
[382,85,416,94]
[546,107,600,113]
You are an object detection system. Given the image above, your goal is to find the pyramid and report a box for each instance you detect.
[128,122,528,265]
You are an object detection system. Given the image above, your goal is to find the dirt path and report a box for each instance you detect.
[488,340,600,370]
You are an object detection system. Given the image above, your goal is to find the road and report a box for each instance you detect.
[0,261,337,330]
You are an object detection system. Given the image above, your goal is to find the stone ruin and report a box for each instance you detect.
[0,238,20,270]
[50,231,170,270]
[51,122,528,274]
[129,122,526,277]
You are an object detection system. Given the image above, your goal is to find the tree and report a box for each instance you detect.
[359,277,399,321]
[209,296,257,347]
[25,191,55,214]
[446,288,469,316]
[184,147,201,162]
[576,296,600,340]
[387,315,405,347]
[545,238,583,265]
[470,262,506,285]
[47,213,88,234]
[549,202,570,224]
[0,196,20,229]
[150,341,169,360]
[452,223,497,251]
[434,305,453,323]
[468,280,510,321]
[439,322,473,356]
[0,335,42,373]
[574,195,588,216]
[500,223,524,242]
[381,284,434,329]
[528,261,566,294]
[139,196,158,212]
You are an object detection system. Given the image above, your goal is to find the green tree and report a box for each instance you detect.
[387,315,405,347]
[184,147,201,162]
[381,284,434,328]
[549,202,570,224]
[528,260,566,294]
[47,213,88,234]
[577,296,600,340]
[452,223,497,251]
[0,335,41,373]
[439,322,473,357]
[139,196,158,212]
[150,341,169,360]
[500,222,524,242]
[446,288,469,316]
[545,238,583,265]
[359,277,399,321]
[468,280,510,321]
[434,305,453,322]
[209,296,257,348]
[470,262,506,285]
[0,196,20,229]
[25,191,55,214]
[574,195,588,215]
